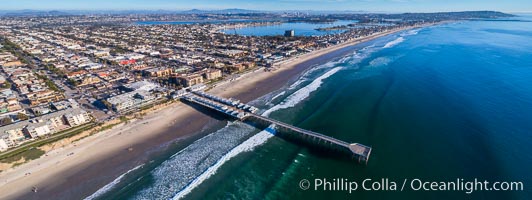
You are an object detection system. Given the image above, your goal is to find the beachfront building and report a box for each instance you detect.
[106,81,160,114]
[176,73,204,87]
[0,124,26,148]
[123,80,158,92]
[0,108,92,150]
[202,68,222,80]
[106,90,156,114]
[25,121,55,138]
[64,109,92,126]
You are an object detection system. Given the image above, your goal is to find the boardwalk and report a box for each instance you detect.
[181,92,372,163]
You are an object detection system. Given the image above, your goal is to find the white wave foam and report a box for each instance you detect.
[271,91,286,101]
[286,55,350,91]
[288,63,334,90]
[383,37,405,48]
[401,29,419,36]
[133,122,257,199]
[287,79,305,90]
[84,164,144,200]
[263,67,343,117]
[172,127,275,200]
[346,51,370,65]
[361,44,376,51]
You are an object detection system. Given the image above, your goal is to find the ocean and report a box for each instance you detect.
[90,15,532,200]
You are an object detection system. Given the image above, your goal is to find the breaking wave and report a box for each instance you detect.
[383,37,405,48]
[287,58,343,90]
[271,91,286,101]
[401,29,419,36]
[84,164,144,200]
[132,122,258,199]
[382,29,420,49]
[263,67,343,117]
[172,126,276,200]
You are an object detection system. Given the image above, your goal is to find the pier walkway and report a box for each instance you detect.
[181,92,372,163]
[245,113,372,163]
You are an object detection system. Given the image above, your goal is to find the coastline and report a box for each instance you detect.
[0,24,428,200]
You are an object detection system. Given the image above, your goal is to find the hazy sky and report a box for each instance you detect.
[1,0,530,12]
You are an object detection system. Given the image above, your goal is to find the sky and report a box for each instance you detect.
[0,0,530,13]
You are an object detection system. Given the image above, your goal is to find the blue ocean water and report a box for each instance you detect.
[92,16,532,200]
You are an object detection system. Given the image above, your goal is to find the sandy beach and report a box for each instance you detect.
[0,26,420,200]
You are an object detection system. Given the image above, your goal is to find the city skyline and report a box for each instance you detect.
[1,0,531,13]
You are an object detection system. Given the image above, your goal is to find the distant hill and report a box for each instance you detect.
[180,8,265,14]
[0,9,514,18]
[402,11,515,18]
[1,9,71,16]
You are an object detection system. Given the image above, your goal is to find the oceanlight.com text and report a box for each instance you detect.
[299,178,524,194]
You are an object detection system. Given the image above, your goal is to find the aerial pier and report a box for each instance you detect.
[181,91,372,164]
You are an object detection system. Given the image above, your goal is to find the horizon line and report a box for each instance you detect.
[0,9,519,13]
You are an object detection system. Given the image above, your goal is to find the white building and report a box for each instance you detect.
[25,121,54,137]
[107,90,156,114]
[0,108,92,150]
[124,80,158,92]
[64,109,91,126]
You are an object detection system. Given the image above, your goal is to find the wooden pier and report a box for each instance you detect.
[181,92,372,164]
[244,113,372,163]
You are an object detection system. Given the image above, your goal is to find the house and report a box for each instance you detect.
[78,76,101,86]
[66,70,88,79]
[93,50,110,57]
[26,90,62,106]
[119,59,136,65]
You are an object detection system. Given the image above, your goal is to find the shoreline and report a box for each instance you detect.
[0,24,429,200]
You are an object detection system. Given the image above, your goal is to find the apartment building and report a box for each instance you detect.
[0,108,92,151]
